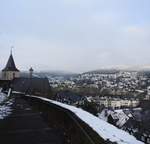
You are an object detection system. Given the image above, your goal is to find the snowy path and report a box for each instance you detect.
[0,96,64,144]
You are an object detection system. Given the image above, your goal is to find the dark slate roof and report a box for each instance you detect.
[12,77,51,97]
[2,54,19,72]
[56,90,85,104]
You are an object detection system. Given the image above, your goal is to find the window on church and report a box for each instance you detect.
[13,73,15,79]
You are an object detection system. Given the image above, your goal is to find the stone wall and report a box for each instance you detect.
[22,95,115,144]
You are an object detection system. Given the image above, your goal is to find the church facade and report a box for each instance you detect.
[2,53,20,80]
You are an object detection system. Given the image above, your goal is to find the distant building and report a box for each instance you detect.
[55,90,85,105]
[94,97,139,109]
[2,52,20,80]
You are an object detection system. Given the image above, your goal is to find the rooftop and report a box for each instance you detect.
[2,54,19,72]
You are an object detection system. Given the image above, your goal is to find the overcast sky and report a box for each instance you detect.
[0,0,150,72]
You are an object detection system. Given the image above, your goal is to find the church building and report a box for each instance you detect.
[2,52,20,80]
[0,50,51,98]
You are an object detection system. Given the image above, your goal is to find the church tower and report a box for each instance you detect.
[29,67,34,78]
[2,50,20,80]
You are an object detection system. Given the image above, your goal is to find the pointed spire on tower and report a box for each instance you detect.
[2,46,19,72]
[11,46,14,55]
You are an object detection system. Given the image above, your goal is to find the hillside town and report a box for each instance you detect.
[48,70,149,104]
[47,70,150,143]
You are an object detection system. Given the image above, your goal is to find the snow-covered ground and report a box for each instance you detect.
[28,95,144,144]
[0,92,13,119]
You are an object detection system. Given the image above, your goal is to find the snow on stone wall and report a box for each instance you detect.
[29,95,144,144]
